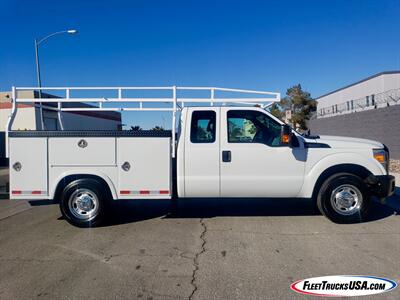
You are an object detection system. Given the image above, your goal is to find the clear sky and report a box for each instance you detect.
[1,0,399,129]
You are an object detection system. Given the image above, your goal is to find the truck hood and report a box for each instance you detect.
[311,135,384,149]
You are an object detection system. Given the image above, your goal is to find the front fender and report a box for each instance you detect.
[298,152,385,198]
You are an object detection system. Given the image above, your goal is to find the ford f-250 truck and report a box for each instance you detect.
[6,86,395,227]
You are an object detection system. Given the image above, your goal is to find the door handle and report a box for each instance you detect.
[222,150,231,162]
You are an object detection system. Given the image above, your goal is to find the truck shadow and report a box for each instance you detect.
[105,197,398,227]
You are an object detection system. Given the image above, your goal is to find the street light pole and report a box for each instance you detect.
[34,38,42,96]
[34,29,77,130]
[34,38,45,129]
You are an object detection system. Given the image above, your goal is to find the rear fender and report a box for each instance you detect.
[50,170,118,200]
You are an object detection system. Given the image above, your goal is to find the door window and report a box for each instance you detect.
[227,110,281,146]
[190,111,216,143]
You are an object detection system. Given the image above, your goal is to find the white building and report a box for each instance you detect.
[316,71,400,118]
[0,90,121,158]
[0,90,121,131]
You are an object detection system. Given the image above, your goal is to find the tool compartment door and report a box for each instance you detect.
[49,137,116,166]
[117,137,171,198]
[10,138,48,198]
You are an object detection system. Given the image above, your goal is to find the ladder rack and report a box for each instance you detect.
[6,86,280,158]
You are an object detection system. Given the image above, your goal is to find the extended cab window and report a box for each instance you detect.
[227,110,281,146]
[190,111,216,143]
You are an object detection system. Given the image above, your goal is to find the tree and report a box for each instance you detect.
[228,121,243,141]
[283,84,316,130]
[151,126,165,131]
[130,125,142,131]
[269,102,284,120]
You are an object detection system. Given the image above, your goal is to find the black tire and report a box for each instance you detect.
[59,178,109,227]
[316,173,371,223]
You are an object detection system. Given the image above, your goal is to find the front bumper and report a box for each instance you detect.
[366,175,396,198]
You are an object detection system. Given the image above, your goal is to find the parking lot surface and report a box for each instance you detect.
[0,195,399,300]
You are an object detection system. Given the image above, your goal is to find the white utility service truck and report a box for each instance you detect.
[6,86,395,227]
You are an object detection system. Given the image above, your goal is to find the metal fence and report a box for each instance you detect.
[317,88,400,118]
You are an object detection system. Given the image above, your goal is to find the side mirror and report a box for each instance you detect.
[280,124,292,146]
[281,125,299,147]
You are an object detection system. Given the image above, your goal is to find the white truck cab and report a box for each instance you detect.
[178,106,306,198]
[6,86,395,227]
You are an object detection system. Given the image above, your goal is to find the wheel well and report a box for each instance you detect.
[311,164,373,200]
[54,174,113,202]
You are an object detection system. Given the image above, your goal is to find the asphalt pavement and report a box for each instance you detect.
[0,191,399,300]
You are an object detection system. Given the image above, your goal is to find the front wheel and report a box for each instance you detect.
[60,178,109,227]
[317,173,371,223]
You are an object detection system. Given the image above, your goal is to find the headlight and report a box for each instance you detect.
[373,148,389,173]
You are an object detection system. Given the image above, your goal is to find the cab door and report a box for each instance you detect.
[220,107,305,197]
[183,107,220,197]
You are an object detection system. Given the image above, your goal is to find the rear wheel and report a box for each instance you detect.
[317,173,371,223]
[60,178,109,227]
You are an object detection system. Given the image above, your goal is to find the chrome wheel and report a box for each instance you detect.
[330,184,363,216]
[68,188,99,221]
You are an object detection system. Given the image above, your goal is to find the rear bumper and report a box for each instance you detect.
[366,175,396,198]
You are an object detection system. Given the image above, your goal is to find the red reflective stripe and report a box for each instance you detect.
[140,190,150,195]
[31,191,42,195]
[12,190,21,195]
[120,190,131,194]
[159,190,169,194]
